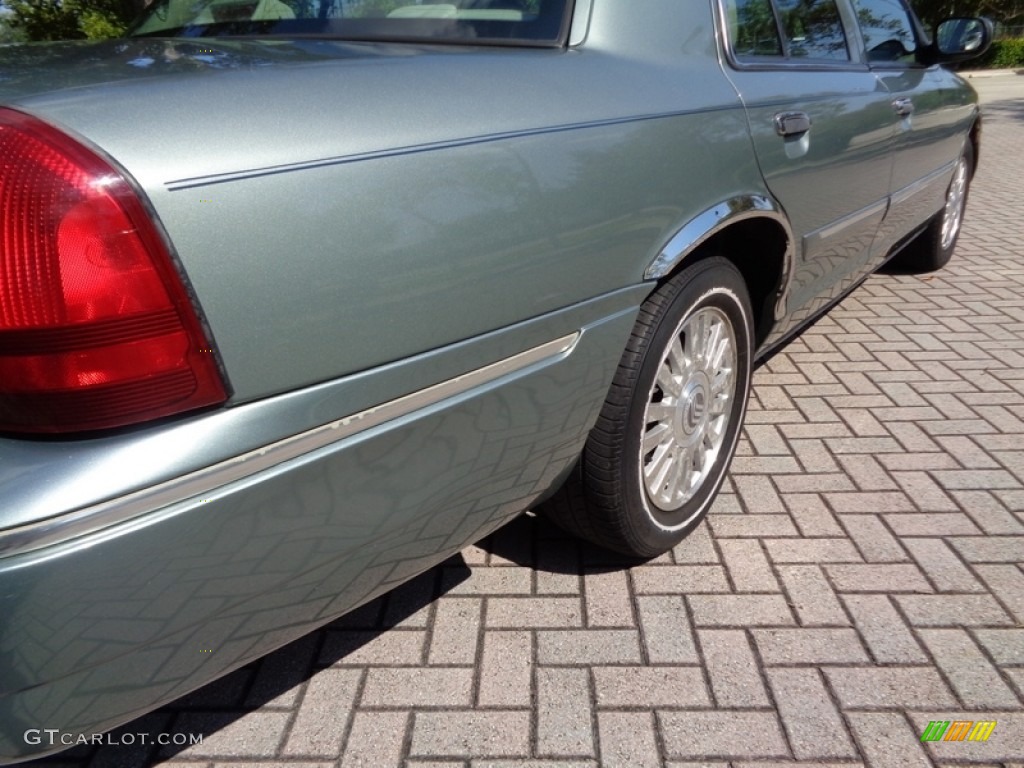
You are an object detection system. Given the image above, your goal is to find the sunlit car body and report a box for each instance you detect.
[0,0,988,761]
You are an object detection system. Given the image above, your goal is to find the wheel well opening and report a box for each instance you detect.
[667,219,789,348]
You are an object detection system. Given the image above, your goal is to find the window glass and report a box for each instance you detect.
[775,0,850,60]
[131,0,570,46]
[851,0,918,63]
[727,0,783,58]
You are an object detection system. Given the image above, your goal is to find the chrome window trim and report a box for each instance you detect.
[568,0,593,46]
[0,332,580,560]
[725,59,871,72]
[714,0,870,72]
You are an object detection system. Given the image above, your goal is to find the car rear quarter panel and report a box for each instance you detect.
[8,0,764,404]
[0,296,637,761]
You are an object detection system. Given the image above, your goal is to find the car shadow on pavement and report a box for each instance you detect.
[477,509,647,574]
[32,510,633,768]
[982,98,1024,124]
[35,552,473,767]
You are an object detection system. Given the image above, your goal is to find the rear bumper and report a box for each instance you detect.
[0,288,643,764]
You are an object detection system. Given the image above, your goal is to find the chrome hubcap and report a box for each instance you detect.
[641,306,736,511]
[941,156,968,252]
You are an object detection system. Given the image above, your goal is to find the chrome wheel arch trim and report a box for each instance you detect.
[0,333,580,561]
[643,195,796,321]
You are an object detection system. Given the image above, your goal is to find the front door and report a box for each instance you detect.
[850,0,979,261]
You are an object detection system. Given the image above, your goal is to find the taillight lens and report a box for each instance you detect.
[0,108,228,433]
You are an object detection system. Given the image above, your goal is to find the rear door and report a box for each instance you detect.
[849,0,977,261]
[719,0,897,331]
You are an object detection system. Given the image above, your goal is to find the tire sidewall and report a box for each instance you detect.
[884,140,975,274]
[621,261,753,551]
[938,144,974,262]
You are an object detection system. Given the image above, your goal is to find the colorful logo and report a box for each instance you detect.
[921,720,996,742]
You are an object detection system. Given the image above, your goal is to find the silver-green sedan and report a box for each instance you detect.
[0,0,990,761]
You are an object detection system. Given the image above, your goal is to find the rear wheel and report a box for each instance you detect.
[543,257,753,558]
[887,142,974,273]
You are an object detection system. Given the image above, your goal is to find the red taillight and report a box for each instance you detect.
[0,108,228,433]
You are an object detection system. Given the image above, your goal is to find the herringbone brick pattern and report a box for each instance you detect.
[39,77,1024,768]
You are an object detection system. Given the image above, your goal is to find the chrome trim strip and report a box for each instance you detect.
[0,333,580,560]
[890,160,955,207]
[647,195,779,279]
[805,198,888,245]
[644,195,795,321]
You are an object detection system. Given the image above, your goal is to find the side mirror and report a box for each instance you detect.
[934,17,993,62]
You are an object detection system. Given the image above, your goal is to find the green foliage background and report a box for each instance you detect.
[2,0,140,40]
[912,0,1023,28]
[984,35,1024,64]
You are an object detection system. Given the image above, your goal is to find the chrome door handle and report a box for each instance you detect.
[892,97,915,117]
[774,111,812,137]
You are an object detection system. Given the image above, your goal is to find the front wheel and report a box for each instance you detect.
[544,257,754,558]
[887,141,974,273]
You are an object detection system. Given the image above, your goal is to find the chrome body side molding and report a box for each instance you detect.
[890,159,956,208]
[0,333,580,560]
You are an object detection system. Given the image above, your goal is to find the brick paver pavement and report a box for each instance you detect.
[39,75,1024,768]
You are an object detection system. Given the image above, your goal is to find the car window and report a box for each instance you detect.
[851,0,918,63]
[728,0,784,58]
[775,0,850,60]
[130,0,570,46]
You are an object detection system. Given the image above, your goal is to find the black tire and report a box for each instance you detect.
[543,256,753,558]
[886,141,974,274]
